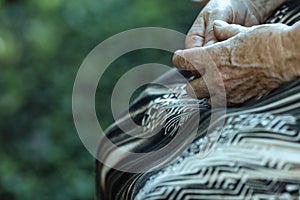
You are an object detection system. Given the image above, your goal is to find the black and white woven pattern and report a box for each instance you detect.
[96,1,300,199]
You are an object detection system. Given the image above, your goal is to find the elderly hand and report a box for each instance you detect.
[186,0,287,48]
[173,21,300,106]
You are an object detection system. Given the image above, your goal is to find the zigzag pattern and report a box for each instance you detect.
[136,128,300,199]
[135,89,300,199]
[96,1,300,199]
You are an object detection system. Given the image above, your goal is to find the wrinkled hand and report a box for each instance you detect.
[173,21,300,106]
[186,0,287,48]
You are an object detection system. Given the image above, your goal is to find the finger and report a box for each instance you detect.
[203,23,218,46]
[187,75,227,106]
[173,44,230,74]
[213,20,248,41]
[185,16,205,48]
[173,49,208,75]
[207,96,226,107]
[186,76,210,99]
[203,12,226,46]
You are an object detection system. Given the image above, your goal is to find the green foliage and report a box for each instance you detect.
[0,0,200,199]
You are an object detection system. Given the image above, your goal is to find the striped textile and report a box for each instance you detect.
[96,1,300,199]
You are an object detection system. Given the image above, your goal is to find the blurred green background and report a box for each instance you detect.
[0,0,200,199]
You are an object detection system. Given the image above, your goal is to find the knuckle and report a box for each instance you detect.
[173,51,187,68]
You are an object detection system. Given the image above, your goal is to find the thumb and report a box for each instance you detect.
[213,20,248,41]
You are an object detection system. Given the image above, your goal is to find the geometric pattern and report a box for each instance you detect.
[96,1,300,199]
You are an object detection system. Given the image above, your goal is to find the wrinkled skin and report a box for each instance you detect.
[186,0,287,48]
[173,21,300,106]
[173,0,300,106]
